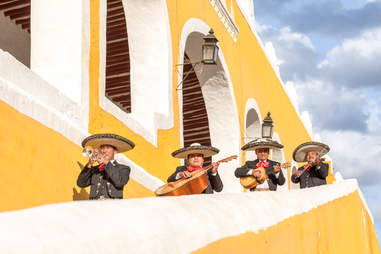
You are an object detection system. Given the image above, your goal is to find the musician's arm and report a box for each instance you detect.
[208,171,223,192]
[234,162,252,178]
[291,168,303,183]
[276,169,286,185]
[167,167,184,183]
[104,163,131,189]
[315,163,329,179]
[77,165,96,188]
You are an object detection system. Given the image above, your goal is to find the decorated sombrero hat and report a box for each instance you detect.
[293,141,330,162]
[82,133,135,153]
[171,143,219,159]
[241,138,283,151]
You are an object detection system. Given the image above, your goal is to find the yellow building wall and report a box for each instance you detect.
[194,191,380,254]
[0,100,153,212]
[0,0,315,211]
[88,0,312,183]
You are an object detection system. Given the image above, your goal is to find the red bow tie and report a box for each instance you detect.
[256,161,269,168]
[187,166,203,172]
[99,164,105,172]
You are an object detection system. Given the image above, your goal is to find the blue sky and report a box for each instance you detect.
[253,0,381,241]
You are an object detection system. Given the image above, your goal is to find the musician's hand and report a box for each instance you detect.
[253,170,261,178]
[179,171,192,179]
[273,164,281,173]
[211,162,220,174]
[87,158,95,168]
[294,170,303,178]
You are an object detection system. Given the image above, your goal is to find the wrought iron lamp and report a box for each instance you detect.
[262,112,274,139]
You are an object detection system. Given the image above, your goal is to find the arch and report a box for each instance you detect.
[0,0,31,67]
[243,98,262,161]
[178,19,241,193]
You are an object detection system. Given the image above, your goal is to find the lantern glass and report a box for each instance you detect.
[262,124,273,139]
[202,44,218,64]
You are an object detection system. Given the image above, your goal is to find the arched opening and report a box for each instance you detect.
[180,31,241,192]
[245,108,261,161]
[0,0,31,67]
[105,0,131,113]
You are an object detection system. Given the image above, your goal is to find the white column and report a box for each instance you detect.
[31,0,83,104]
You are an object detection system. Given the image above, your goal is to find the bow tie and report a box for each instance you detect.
[256,161,269,168]
[99,164,105,172]
[303,164,312,171]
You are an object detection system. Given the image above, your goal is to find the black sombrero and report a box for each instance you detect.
[241,138,284,151]
[292,141,330,162]
[82,133,135,153]
[171,143,219,159]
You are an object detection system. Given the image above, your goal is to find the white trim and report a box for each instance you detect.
[98,0,173,146]
[208,0,239,41]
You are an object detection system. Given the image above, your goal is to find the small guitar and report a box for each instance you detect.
[155,155,237,196]
[239,162,291,189]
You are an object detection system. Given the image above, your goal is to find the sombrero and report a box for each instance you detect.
[82,133,135,153]
[171,143,219,159]
[293,141,330,162]
[241,138,283,151]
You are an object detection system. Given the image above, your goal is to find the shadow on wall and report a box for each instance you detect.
[73,161,89,200]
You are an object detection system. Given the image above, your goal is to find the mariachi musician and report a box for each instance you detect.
[291,141,330,189]
[77,133,135,200]
[167,143,223,194]
[235,138,285,191]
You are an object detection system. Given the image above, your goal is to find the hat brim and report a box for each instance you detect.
[82,134,135,153]
[172,145,219,159]
[293,141,330,162]
[241,140,284,151]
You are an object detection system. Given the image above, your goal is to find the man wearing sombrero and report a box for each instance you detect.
[235,138,285,191]
[291,141,330,189]
[167,143,223,194]
[77,133,135,200]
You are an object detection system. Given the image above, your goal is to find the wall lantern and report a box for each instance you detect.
[176,28,219,90]
[202,29,219,65]
[262,112,274,139]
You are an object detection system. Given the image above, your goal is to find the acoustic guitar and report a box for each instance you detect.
[155,155,237,196]
[239,162,291,189]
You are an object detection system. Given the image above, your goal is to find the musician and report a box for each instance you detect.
[167,143,223,194]
[291,141,330,189]
[235,138,285,191]
[77,133,135,200]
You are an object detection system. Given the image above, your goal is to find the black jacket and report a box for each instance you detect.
[77,161,130,199]
[235,159,285,191]
[291,163,329,189]
[167,166,223,194]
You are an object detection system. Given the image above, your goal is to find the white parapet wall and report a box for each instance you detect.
[0,179,370,254]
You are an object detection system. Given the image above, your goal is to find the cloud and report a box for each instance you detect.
[255,0,381,40]
[318,28,381,88]
[257,25,318,82]
[294,79,370,131]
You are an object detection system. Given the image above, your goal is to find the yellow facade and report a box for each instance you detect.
[194,191,380,254]
[0,0,338,211]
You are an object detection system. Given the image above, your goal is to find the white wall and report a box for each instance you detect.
[0,14,30,67]
[31,0,83,104]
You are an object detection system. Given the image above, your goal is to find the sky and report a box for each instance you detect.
[253,0,381,241]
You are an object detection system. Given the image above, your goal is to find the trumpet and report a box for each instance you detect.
[82,146,100,162]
